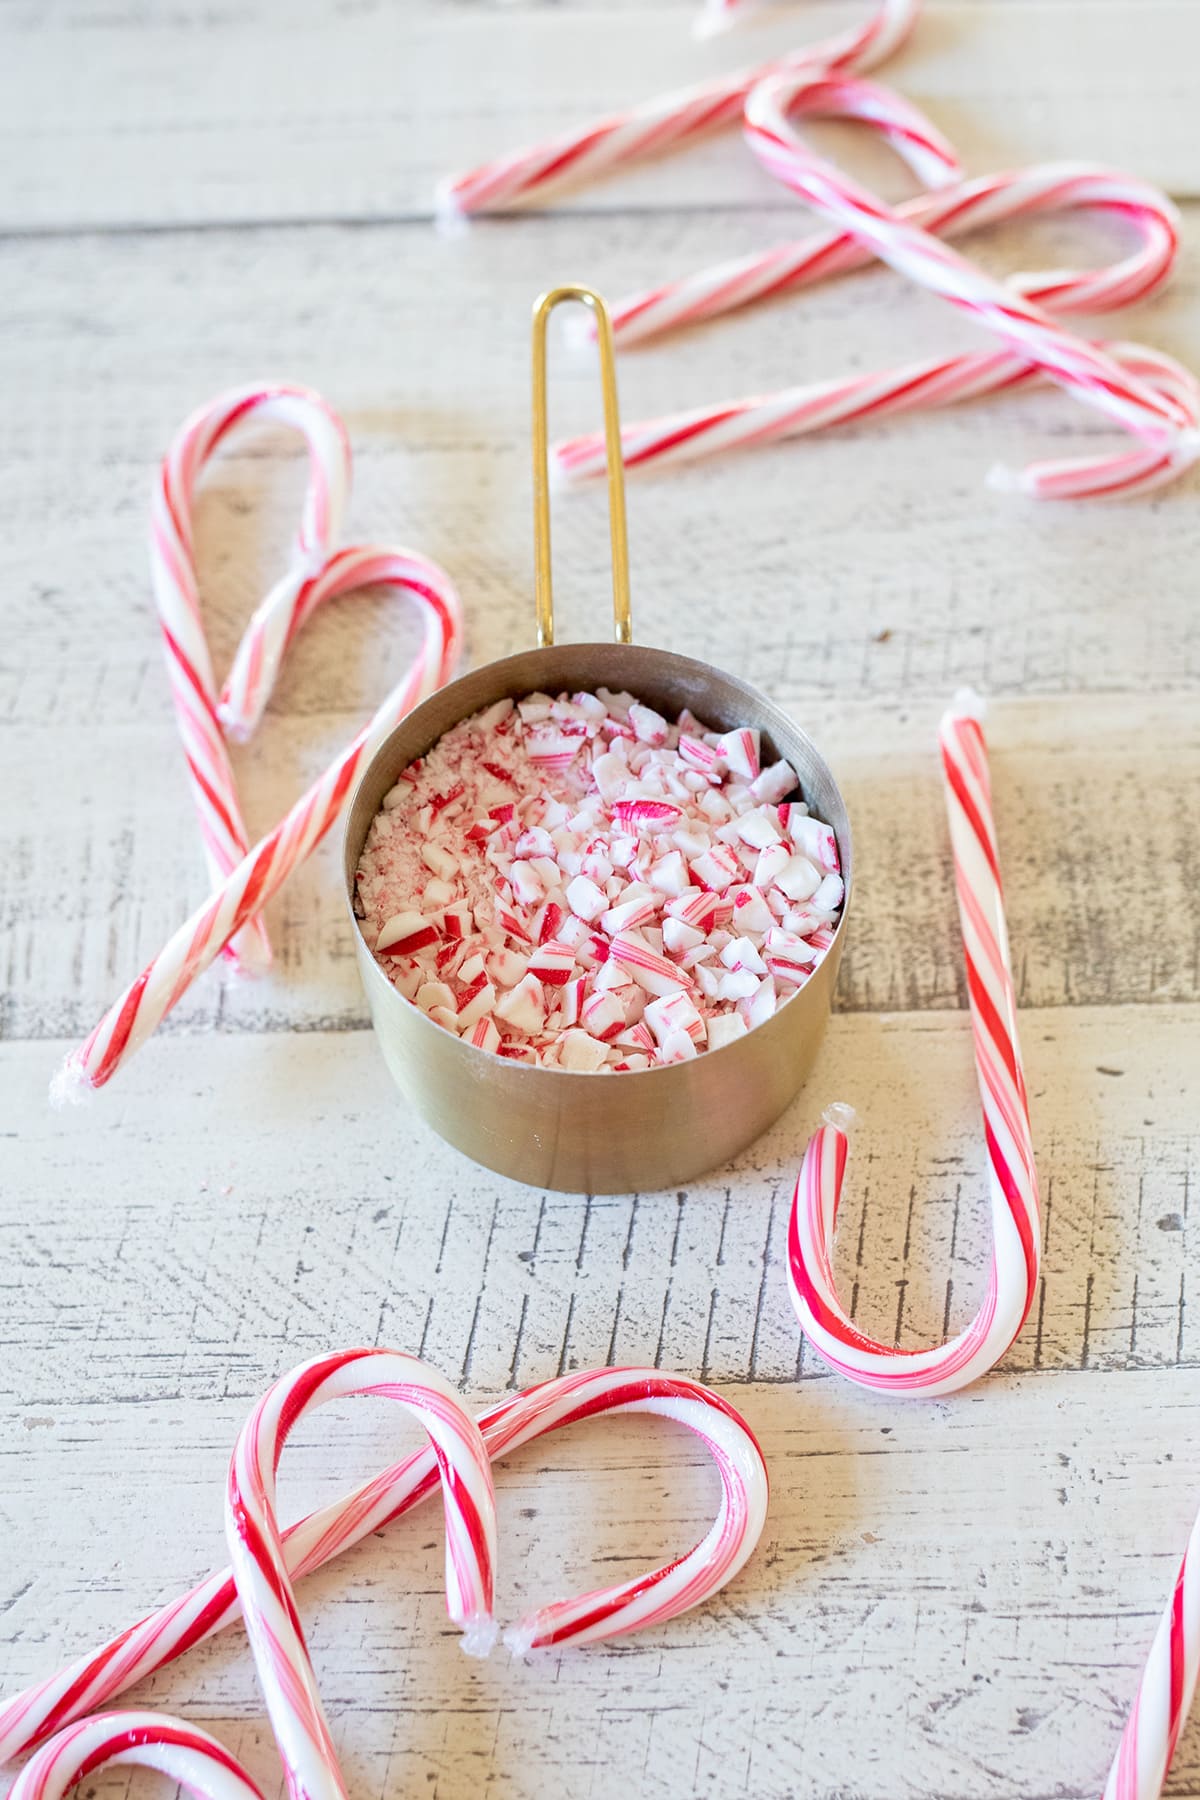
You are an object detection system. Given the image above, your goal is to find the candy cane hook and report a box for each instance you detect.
[605,161,1180,347]
[226,1349,498,1800]
[559,82,1196,497]
[6,1715,263,1800]
[788,697,1040,1395]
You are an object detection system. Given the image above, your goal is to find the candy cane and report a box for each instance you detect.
[7,1714,263,1800]
[436,0,918,219]
[1104,1508,1200,1800]
[561,94,1199,496]
[227,1349,497,1800]
[52,538,462,1098]
[0,1368,767,1763]
[605,160,1180,345]
[554,340,1200,500]
[788,697,1039,1395]
[738,73,1199,492]
[151,386,351,975]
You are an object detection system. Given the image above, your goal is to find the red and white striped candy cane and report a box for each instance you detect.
[738,73,1199,491]
[554,341,1200,501]
[788,698,1039,1395]
[1104,1508,1200,1800]
[7,1714,262,1800]
[152,385,351,974]
[606,160,1179,345]
[495,1367,768,1651]
[52,541,461,1098]
[436,0,918,219]
[227,1349,497,1800]
[0,1368,767,1762]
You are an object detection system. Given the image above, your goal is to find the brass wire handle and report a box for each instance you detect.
[531,286,633,649]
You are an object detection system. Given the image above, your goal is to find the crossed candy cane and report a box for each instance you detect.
[54,389,463,1097]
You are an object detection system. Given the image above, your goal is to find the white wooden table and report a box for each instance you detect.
[4,5,1200,1796]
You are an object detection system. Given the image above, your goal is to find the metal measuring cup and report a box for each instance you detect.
[343,286,852,1193]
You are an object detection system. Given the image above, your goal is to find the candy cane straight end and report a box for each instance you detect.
[693,2,744,39]
[502,1617,542,1659]
[432,181,473,238]
[821,1100,857,1135]
[48,1057,95,1109]
[459,1614,500,1659]
[946,686,988,726]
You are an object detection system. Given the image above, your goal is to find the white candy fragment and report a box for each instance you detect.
[720,936,767,976]
[495,974,546,1035]
[663,917,705,955]
[812,872,845,914]
[416,981,456,1015]
[774,855,822,903]
[559,1029,610,1072]
[734,807,782,850]
[629,702,669,745]
[421,843,458,881]
[643,990,704,1048]
[376,911,439,956]
[707,1012,749,1051]
[738,975,778,1029]
[457,980,496,1029]
[750,760,799,806]
[566,873,608,922]
[787,810,841,873]
[468,1014,502,1054]
[580,990,625,1042]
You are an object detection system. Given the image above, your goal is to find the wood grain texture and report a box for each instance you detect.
[4,3,1200,1797]
[3,4,1200,232]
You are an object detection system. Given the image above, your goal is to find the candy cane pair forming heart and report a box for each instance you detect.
[53,392,463,1099]
[557,80,1199,499]
[736,73,1200,495]
[0,1363,768,1768]
[436,0,918,219]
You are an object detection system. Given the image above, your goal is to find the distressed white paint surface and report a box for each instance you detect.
[3,2,1200,1797]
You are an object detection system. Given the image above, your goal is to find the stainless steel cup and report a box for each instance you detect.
[343,287,851,1194]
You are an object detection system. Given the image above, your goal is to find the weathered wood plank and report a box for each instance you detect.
[4,4,1200,231]
[3,1371,1200,1800]
[4,1000,1196,1405]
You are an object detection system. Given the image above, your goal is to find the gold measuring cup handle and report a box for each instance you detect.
[531,286,634,650]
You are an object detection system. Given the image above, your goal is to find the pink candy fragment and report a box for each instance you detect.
[354,688,843,1073]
